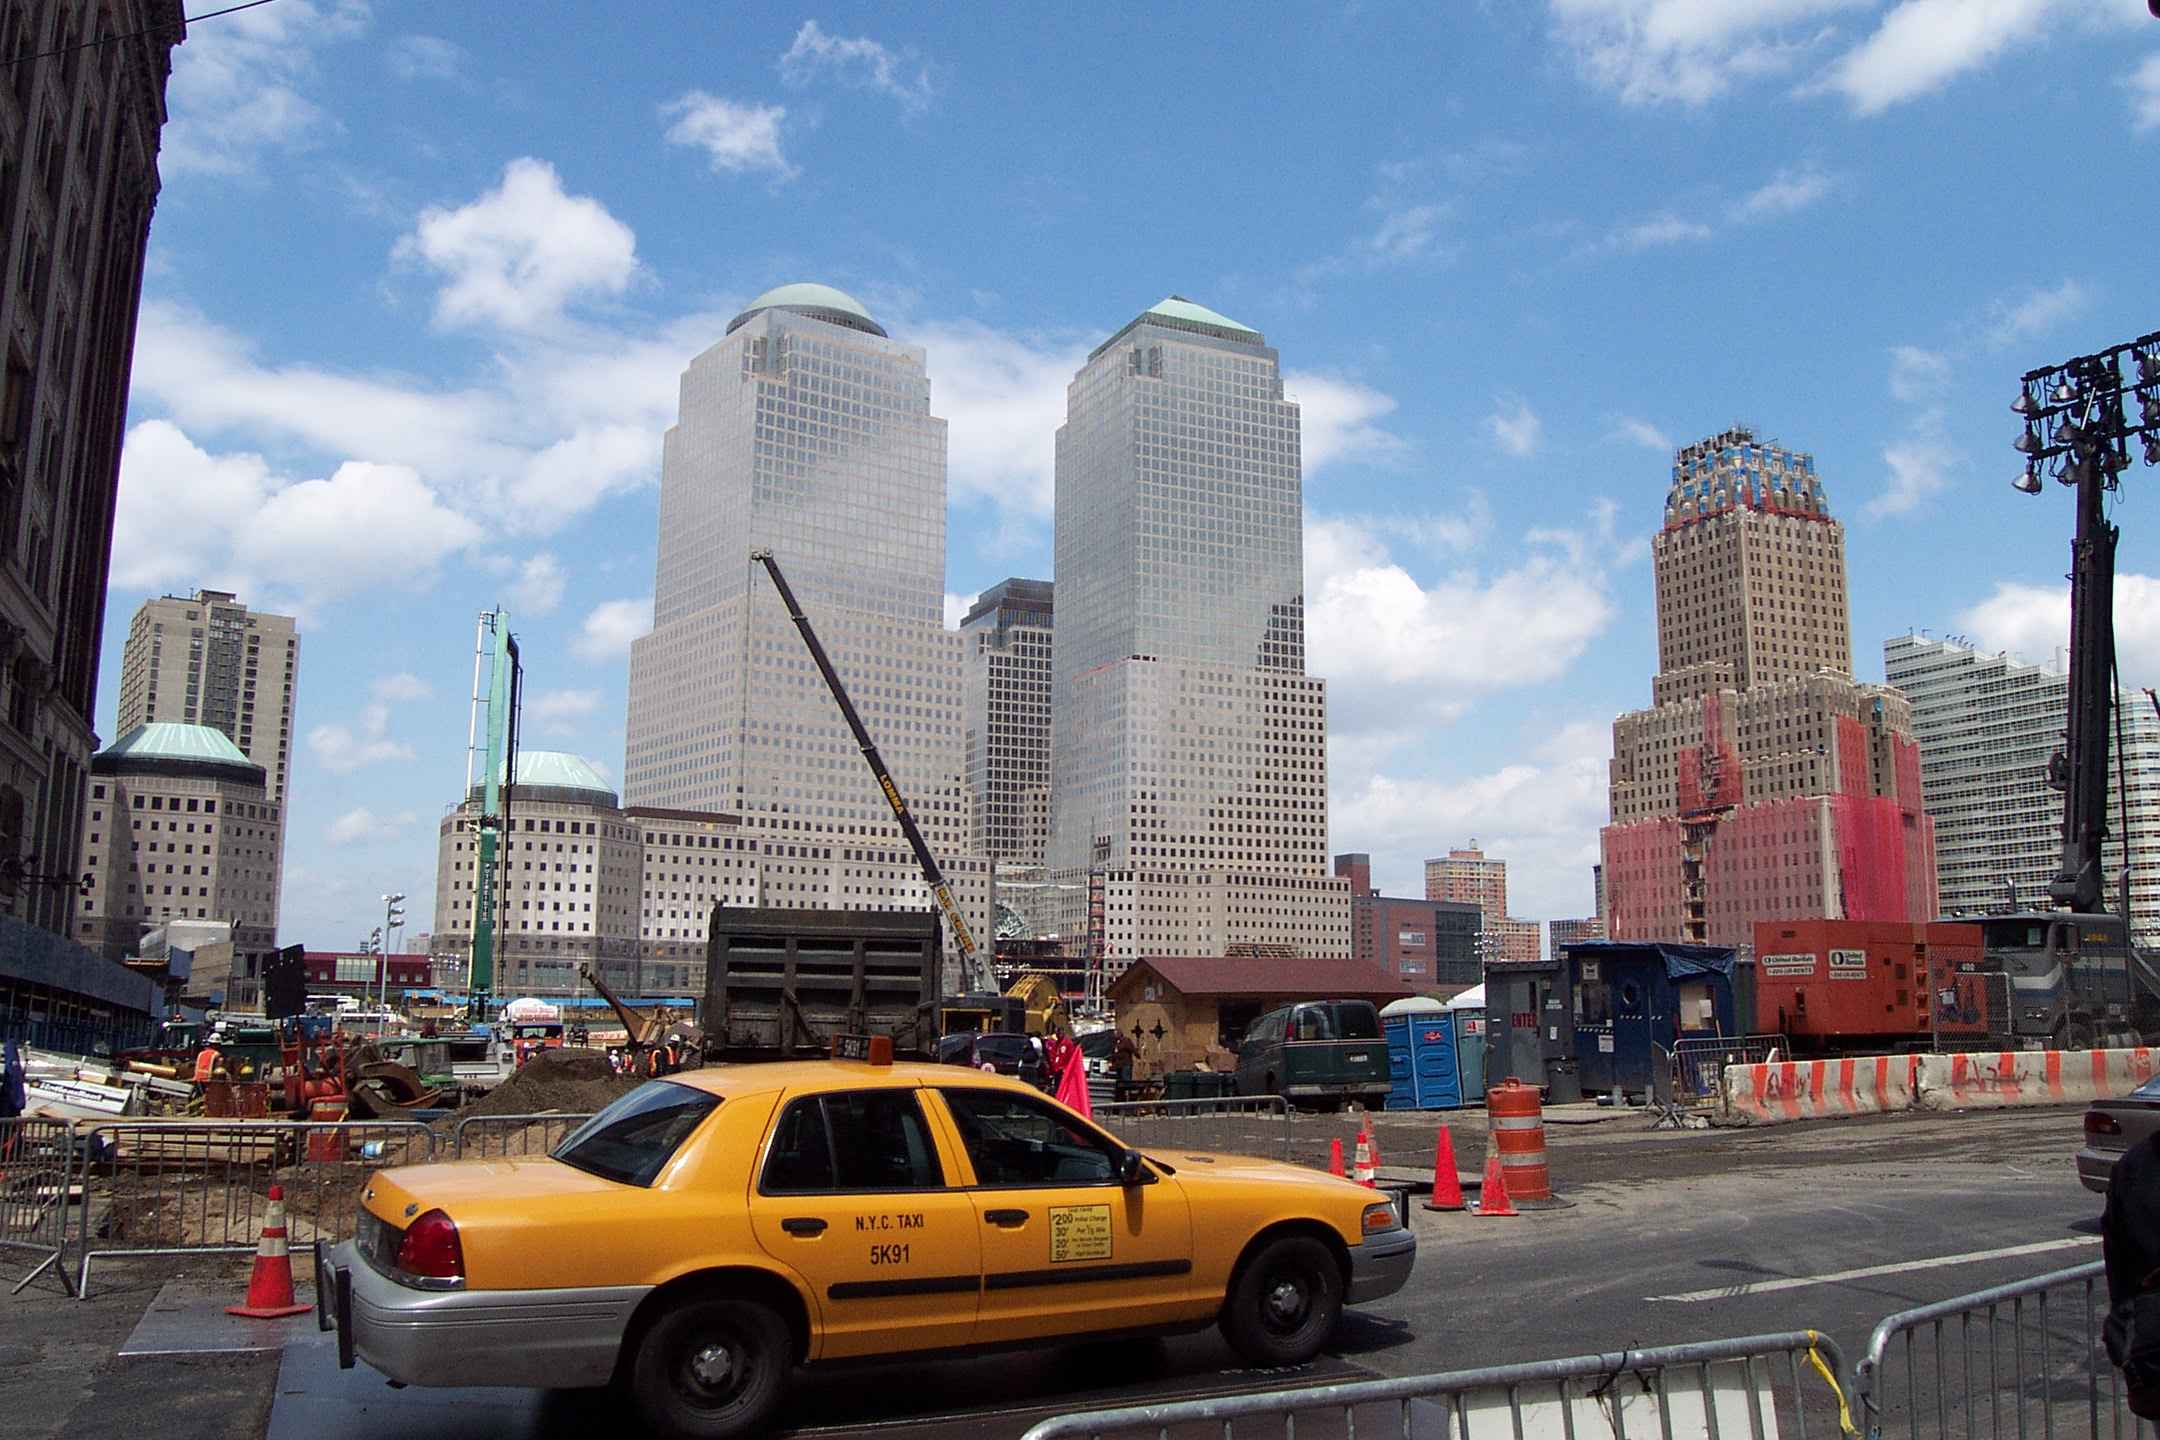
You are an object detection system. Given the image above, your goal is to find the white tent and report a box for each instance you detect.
[1446,982,1485,1011]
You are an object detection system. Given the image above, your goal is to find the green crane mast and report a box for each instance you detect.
[465,610,521,1024]
[751,549,994,995]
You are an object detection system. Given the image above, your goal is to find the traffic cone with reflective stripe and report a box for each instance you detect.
[1328,1136,1347,1177]
[1423,1126,1465,1211]
[226,1184,312,1318]
[1471,1153,1517,1217]
[1351,1117,1377,1187]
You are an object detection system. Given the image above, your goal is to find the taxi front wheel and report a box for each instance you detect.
[1220,1234,1342,1367]
[630,1296,792,1440]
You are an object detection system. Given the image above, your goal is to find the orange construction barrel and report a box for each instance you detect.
[1487,1077,1552,1202]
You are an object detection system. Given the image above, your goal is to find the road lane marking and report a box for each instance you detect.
[1646,1237,2098,1303]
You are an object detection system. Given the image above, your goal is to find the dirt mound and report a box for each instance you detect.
[457,1047,640,1120]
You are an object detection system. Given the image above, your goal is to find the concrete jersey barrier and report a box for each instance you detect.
[1723,1046,2160,1123]
[1723,1055,1919,1124]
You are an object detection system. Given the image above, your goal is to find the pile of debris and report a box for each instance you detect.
[454,1047,639,1121]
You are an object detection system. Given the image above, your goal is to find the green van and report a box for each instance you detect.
[1233,1000,1391,1111]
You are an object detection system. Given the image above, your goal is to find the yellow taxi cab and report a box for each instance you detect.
[322,1050,1415,1440]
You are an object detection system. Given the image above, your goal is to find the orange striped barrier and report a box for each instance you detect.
[1487,1078,1551,1200]
[1916,1047,2159,1111]
[1723,1055,1918,1125]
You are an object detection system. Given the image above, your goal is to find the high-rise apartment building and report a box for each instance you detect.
[1049,297,1347,969]
[115,590,299,801]
[620,284,990,973]
[1602,429,1935,949]
[1336,852,1481,984]
[1885,633,2160,947]
[1425,841,1540,961]
[961,579,1053,865]
[76,724,283,992]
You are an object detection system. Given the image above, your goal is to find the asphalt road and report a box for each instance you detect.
[10,1105,2107,1440]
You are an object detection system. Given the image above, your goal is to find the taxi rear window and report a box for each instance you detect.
[551,1081,718,1187]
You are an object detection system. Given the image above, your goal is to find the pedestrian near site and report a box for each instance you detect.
[2103,1131,2160,1417]
[1,1038,25,1118]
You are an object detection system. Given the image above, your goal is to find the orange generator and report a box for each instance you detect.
[1752,919,1994,1052]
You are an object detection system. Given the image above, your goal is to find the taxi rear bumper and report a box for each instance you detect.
[1346,1226,1416,1303]
[326,1240,648,1389]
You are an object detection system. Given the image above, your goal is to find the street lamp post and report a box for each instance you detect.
[378,893,406,1017]
[2010,328,2160,915]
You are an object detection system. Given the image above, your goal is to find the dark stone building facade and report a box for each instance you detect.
[0,0,183,1050]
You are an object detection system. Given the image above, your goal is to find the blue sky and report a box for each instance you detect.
[112,0,2160,951]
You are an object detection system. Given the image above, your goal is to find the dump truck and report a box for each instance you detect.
[700,905,942,1060]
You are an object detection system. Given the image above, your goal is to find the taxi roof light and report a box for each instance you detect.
[396,1208,466,1286]
[831,1034,892,1065]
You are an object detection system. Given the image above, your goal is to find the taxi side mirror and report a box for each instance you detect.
[1118,1147,1153,1186]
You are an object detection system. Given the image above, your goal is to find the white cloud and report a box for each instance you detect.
[528,688,603,732]
[1960,574,2160,688]
[1820,0,2055,113]
[1306,515,1613,744]
[2131,52,2160,131]
[1729,160,1834,220]
[1987,280,2090,348]
[1363,203,1451,264]
[396,158,640,332]
[1612,417,1672,451]
[1284,372,1400,469]
[129,298,696,535]
[112,421,479,612]
[326,807,419,846]
[1608,212,1715,249]
[1868,426,1957,517]
[1888,345,1953,403]
[1548,0,1859,107]
[944,592,976,629]
[506,553,566,615]
[161,0,367,176]
[310,704,414,774]
[778,21,935,111]
[370,673,434,702]
[1482,396,1544,458]
[1331,723,1612,921]
[908,322,1091,519]
[663,92,794,177]
[387,35,459,81]
[573,597,653,661]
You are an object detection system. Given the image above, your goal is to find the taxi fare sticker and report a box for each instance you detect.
[1048,1204,1113,1263]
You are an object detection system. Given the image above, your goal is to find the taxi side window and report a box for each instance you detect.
[760,1089,945,1194]
[939,1088,1116,1187]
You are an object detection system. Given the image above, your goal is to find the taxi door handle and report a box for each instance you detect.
[984,1208,1029,1227]
[781,1217,827,1236]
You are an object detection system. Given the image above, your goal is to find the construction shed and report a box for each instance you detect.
[1108,955,1417,1077]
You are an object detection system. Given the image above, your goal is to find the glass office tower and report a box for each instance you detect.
[622,284,991,965]
[1050,298,1347,970]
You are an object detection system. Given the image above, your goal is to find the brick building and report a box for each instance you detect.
[1334,852,1481,985]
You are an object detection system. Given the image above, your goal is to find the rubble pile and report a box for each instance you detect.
[456,1047,640,1120]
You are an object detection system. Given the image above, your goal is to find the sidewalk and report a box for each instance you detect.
[1,1254,281,1440]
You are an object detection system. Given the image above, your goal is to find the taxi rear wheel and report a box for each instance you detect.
[630,1296,792,1440]
[1220,1234,1342,1367]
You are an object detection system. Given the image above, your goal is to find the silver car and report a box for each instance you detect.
[2078,1075,2160,1192]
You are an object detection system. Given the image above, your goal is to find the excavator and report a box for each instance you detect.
[578,965,700,1070]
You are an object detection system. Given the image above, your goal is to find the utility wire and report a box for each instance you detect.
[4,0,280,69]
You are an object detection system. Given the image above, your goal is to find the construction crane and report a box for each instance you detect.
[750,548,995,994]
[464,611,521,1026]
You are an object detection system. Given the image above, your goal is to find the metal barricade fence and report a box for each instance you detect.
[1093,1095,1291,1163]
[1673,1036,1783,1105]
[1,1117,73,1294]
[1019,1331,1854,1440]
[1856,1261,2125,1440]
[72,1119,436,1296]
[451,1113,593,1160]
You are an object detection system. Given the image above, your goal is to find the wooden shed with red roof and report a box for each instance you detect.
[1107,955,1416,1076]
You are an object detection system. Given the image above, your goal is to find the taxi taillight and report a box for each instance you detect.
[395,1208,465,1285]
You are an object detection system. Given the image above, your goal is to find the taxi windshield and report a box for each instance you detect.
[551,1081,719,1187]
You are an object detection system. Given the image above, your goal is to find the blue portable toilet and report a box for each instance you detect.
[1449,990,1487,1103]
[1381,997,1462,1110]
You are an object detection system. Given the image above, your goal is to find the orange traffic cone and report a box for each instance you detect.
[225,1184,312,1318]
[1472,1153,1517,1217]
[1423,1125,1465,1211]
[1351,1117,1377,1187]
[1362,1115,1382,1171]
[1328,1136,1347,1177]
